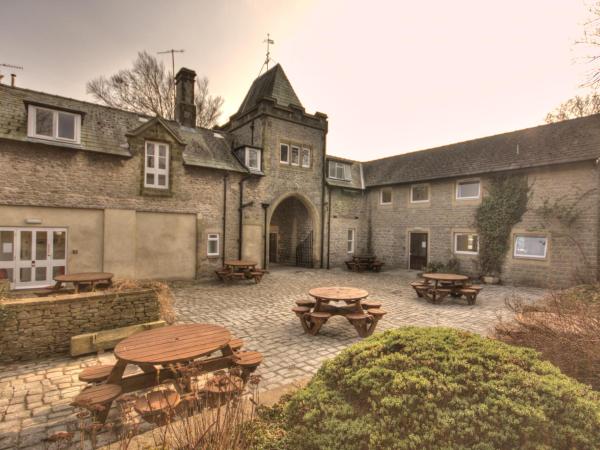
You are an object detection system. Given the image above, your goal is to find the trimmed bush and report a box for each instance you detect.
[282,327,600,450]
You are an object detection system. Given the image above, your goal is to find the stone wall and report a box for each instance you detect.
[0,289,160,362]
[329,161,599,288]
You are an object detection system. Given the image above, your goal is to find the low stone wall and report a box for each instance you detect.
[0,289,160,362]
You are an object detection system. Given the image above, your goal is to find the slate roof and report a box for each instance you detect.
[362,114,600,187]
[236,64,303,116]
[0,84,246,173]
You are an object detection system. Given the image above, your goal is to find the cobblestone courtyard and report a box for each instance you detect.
[0,267,545,449]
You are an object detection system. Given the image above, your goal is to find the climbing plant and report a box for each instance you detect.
[475,174,530,276]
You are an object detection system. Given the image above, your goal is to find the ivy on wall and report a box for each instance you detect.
[475,175,531,276]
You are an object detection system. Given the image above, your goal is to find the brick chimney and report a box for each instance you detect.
[175,67,197,128]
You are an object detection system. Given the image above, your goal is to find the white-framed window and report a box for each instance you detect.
[454,233,479,255]
[207,233,220,256]
[411,184,430,203]
[347,229,355,254]
[280,143,289,164]
[328,161,352,181]
[380,187,392,205]
[456,180,480,200]
[301,148,311,168]
[27,105,81,143]
[245,147,261,171]
[514,235,547,259]
[291,146,300,166]
[144,141,169,189]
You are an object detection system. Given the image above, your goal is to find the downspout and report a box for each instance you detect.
[238,174,253,259]
[320,128,328,268]
[222,173,228,266]
[327,187,332,269]
[262,203,270,269]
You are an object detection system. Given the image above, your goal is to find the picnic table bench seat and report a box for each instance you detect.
[72,383,122,409]
[361,300,382,309]
[229,337,244,351]
[250,271,264,283]
[78,364,115,384]
[371,261,385,272]
[204,374,244,395]
[134,389,181,425]
[34,287,76,297]
[295,299,316,307]
[459,288,479,305]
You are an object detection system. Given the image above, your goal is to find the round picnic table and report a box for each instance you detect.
[115,323,231,365]
[300,286,384,337]
[309,286,369,304]
[421,273,469,303]
[53,272,114,293]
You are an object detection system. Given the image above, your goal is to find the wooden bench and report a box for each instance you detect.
[229,337,244,352]
[295,299,316,308]
[204,374,244,396]
[459,288,479,305]
[233,350,263,382]
[72,383,123,421]
[34,287,75,297]
[346,312,371,337]
[215,269,232,281]
[134,389,181,425]
[361,300,382,309]
[78,365,114,384]
[345,261,357,271]
[250,271,264,283]
[371,261,384,272]
[307,311,332,335]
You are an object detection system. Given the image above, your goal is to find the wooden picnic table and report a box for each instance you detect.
[292,287,386,337]
[53,272,113,293]
[224,260,257,271]
[345,255,385,272]
[73,323,263,423]
[419,273,470,303]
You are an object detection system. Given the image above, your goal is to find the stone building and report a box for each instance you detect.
[0,64,599,288]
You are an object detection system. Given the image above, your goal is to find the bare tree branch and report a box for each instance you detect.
[86,51,223,128]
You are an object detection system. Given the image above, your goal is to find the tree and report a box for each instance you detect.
[86,51,224,128]
[545,91,600,123]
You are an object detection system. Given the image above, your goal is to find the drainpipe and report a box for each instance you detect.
[222,173,228,266]
[262,203,270,269]
[238,175,253,259]
[326,187,332,269]
[320,129,328,268]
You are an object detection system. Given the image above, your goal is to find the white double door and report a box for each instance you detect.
[0,227,67,289]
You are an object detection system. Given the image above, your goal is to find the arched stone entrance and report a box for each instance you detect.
[267,193,317,268]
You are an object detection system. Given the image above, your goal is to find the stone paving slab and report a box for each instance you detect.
[0,267,545,448]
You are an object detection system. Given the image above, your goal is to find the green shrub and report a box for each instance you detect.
[423,258,460,274]
[282,327,600,450]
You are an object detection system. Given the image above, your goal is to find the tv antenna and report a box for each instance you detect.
[0,63,24,86]
[158,49,184,106]
[258,33,274,76]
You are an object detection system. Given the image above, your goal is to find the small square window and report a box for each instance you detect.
[207,233,220,256]
[291,146,300,165]
[280,144,289,164]
[328,161,352,180]
[514,235,547,259]
[457,180,480,199]
[411,184,429,203]
[380,188,392,205]
[455,233,479,254]
[301,148,311,168]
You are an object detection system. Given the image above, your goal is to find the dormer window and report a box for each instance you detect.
[328,161,352,181]
[145,141,169,189]
[27,105,81,144]
[245,147,261,171]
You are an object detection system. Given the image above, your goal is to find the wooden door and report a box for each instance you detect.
[269,233,278,263]
[409,232,428,270]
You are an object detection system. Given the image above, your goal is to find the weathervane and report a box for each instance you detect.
[258,33,274,76]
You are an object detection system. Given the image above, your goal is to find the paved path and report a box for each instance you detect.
[0,267,545,449]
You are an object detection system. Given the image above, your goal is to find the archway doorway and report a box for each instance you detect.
[268,195,314,267]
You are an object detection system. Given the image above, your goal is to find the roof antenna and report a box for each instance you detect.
[157,49,185,108]
[258,33,274,76]
[0,63,23,86]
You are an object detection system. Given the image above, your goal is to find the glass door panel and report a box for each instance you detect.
[0,230,15,284]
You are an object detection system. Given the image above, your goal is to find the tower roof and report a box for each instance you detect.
[236,64,303,116]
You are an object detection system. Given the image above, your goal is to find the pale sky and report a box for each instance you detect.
[0,0,593,160]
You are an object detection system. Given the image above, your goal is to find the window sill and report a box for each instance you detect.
[454,251,478,256]
[141,187,173,197]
